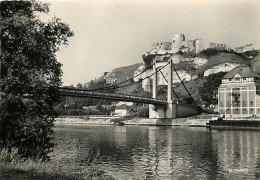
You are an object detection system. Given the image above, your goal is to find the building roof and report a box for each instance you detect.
[223,65,260,79]
[115,104,131,110]
[250,55,260,74]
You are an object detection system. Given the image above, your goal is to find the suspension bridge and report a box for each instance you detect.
[59,59,200,118]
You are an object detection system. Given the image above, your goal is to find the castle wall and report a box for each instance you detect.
[148,33,204,55]
[195,39,204,53]
[152,42,172,50]
[209,43,227,50]
[172,33,185,49]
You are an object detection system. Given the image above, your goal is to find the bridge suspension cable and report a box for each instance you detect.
[90,61,170,91]
[88,63,156,91]
[60,62,170,95]
[171,63,196,105]
[157,68,181,101]
[103,61,170,91]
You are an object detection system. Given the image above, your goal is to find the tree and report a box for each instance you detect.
[0,1,73,159]
[199,72,226,106]
[77,83,83,89]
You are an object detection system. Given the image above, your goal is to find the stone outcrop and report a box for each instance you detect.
[135,52,247,91]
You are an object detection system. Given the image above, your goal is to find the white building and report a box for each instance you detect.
[115,104,131,117]
[218,65,260,118]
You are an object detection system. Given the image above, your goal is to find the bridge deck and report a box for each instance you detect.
[59,87,167,105]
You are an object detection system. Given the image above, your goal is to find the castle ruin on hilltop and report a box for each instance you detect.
[148,33,205,55]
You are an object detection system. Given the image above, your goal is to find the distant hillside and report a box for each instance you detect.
[85,50,259,104]
[192,52,248,76]
[93,63,142,83]
[109,63,142,83]
[143,51,249,77]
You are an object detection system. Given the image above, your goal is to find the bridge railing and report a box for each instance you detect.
[58,87,166,103]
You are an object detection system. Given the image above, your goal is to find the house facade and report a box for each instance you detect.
[218,65,260,118]
[115,104,131,117]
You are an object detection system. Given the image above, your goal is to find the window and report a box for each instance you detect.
[227,101,231,107]
[233,108,240,114]
[242,108,248,114]
[233,102,240,107]
[226,109,231,114]
[235,77,240,81]
[250,101,254,106]
[249,108,254,114]
[220,102,224,107]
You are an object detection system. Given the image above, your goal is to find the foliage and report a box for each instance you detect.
[0,148,113,180]
[128,104,149,118]
[135,106,149,117]
[199,72,226,106]
[200,48,228,57]
[182,97,194,104]
[130,82,151,98]
[176,50,184,55]
[157,85,167,100]
[55,79,117,116]
[0,1,73,159]
[142,54,156,66]
[243,50,259,58]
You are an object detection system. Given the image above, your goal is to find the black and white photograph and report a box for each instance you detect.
[0,0,260,179]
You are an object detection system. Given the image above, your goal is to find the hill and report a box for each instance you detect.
[192,52,248,76]
[94,63,142,84]
[85,50,259,104]
[58,50,259,116]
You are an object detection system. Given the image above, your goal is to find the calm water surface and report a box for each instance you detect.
[53,125,260,180]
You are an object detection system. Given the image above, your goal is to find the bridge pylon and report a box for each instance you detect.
[166,59,177,118]
[149,58,199,119]
[149,59,176,118]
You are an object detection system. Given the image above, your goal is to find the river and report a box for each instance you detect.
[53,125,260,180]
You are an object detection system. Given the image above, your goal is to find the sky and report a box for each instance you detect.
[44,0,260,86]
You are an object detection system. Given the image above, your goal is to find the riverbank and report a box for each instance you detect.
[55,114,214,127]
[0,149,113,180]
[55,117,114,125]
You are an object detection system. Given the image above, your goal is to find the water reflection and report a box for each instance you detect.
[53,126,260,180]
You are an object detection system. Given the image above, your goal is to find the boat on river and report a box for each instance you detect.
[114,121,125,126]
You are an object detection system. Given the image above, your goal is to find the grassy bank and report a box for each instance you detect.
[0,149,113,180]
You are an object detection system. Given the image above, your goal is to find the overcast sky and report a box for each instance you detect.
[46,0,260,86]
